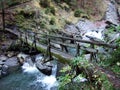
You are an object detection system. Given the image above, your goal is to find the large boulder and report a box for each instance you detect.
[4,57,20,73]
[0,55,8,61]
[17,53,29,65]
[36,60,53,76]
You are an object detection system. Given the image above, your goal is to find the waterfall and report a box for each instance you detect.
[21,54,58,90]
[35,61,58,90]
[22,63,39,73]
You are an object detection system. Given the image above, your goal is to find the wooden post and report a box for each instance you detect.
[47,38,52,60]
[34,33,37,49]
[90,44,94,61]
[20,32,22,45]
[61,38,68,52]
[29,32,37,53]
[25,32,28,44]
[1,0,5,31]
[75,43,80,57]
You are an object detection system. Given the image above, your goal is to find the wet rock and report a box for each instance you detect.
[0,70,2,78]
[25,56,34,66]
[0,65,2,69]
[17,53,29,65]
[1,71,8,76]
[0,61,4,65]
[1,65,9,76]
[4,57,20,73]
[1,65,8,72]
[35,54,43,62]
[36,60,52,76]
[0,55,8,61]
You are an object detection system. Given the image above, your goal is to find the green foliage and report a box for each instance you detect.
[99,47,120,75]
[45,6,55,15]
[100,73,114,90]
[72,56,92,68]
[74,9,83,17]
[116,37,120,46]
[58,74,72,89]
[58,56,114,90]
[111,65,120,75]
[49,17,56,25]
[107,48,120,65]
[40,21,46,28]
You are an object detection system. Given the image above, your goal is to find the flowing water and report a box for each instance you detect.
[0,55,58,90]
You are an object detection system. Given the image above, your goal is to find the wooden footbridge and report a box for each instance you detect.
[4,28,118,63]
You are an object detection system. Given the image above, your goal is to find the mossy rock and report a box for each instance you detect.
[74,9,84,17]
[81,14,90,19]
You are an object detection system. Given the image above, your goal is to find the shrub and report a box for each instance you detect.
[40,0,51,8]
[74,9,83,17]
[49,17,56,25]
[45,7,55,15]
[40,21,46,28]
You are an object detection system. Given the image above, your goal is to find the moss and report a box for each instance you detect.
[74,9,83,17]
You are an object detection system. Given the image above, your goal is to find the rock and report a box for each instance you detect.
[7,51,15,58]
[18,58,24,65]
[25,56,34,66]
[84,54,91,60]
[73,74,87,83]
[17,53,29,65]
[115,0,120,4]
[0,65,2,69]
[0,55,8,61]
[105,0,119,25]
[17,53,29,61]
[1,65,9,76]
[1,71,8,76]
[36,60,52,76]
[0,61,4,65]
[64,24,79,36]
[1,45,9,52]
[0,70,2,78]
[4,57,20,73]
[35,54,43,62]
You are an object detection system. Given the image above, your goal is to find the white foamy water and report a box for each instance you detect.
[22,63,39,73]
[35,64,58,90]
[83,30,103,40]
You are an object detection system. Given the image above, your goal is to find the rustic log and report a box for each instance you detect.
[75,43,80,57]
[44,34,117,49]
[90,44,94,61]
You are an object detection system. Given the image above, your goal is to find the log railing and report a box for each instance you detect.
[17,29,118,62]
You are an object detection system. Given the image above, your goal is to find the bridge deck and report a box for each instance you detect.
[5,28,74,63]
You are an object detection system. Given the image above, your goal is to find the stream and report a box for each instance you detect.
[0,54,58,90]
